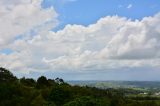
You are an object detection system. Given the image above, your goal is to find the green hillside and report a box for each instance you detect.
[1,67,160,106]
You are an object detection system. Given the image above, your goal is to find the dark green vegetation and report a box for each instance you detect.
[1,67,160,106]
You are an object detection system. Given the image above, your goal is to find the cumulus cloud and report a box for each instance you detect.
[0,0,58,48]
[0,1,160,75]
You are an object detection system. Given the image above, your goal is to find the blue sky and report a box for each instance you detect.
[0,0,160,80]
[42,0,160,30]
[1,0,160,54]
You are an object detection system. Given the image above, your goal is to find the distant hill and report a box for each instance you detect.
[68,81,160,89]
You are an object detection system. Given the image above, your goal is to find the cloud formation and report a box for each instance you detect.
[0,0,58,48]
[0,0,160,76]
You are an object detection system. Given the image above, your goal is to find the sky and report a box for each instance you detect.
[0,0,160,80]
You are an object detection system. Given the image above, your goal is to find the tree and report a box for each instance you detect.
[55,77,64,84]
[49,85,72,106]
[31,95,47,106]
[0,67,17,83]
[63,96,109,106]
[36,76,49,89]
[20,77,36,87]
[48,79,56,86]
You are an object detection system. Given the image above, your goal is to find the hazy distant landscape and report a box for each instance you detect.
[69,81,160,97]
[68,81,160,89]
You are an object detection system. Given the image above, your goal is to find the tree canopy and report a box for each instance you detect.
[0,67,159,106]
[0,67,17,83]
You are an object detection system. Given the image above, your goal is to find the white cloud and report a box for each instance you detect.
[0,1,160,75]
[127,4,132,9]
[0,0,58,49]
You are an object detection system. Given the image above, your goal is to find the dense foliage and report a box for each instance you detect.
[0,67,160,106]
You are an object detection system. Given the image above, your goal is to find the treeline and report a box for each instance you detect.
[0,67,160,106]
